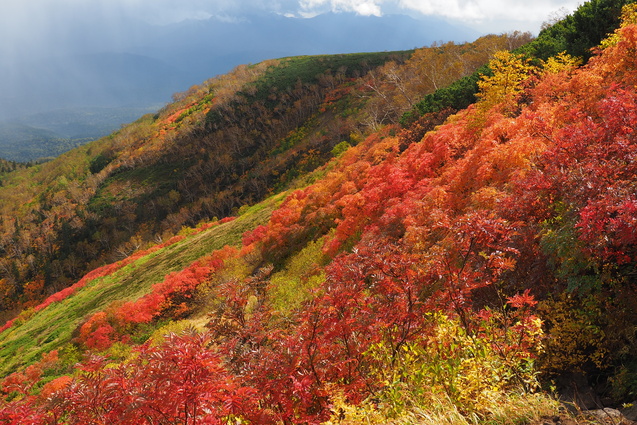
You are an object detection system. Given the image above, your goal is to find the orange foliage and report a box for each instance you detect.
[39,376,72,401]
[8,16,637,425]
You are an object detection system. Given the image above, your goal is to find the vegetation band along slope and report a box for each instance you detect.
[0,194,281,376]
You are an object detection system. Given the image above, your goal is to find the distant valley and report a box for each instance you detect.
[0,12,478,161]
[0,106,159,162]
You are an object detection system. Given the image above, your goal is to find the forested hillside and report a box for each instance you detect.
[0,159,26,177]
[2,0,637,423]
[0,32,526,323]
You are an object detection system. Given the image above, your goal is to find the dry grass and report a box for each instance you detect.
[327,391,564,425]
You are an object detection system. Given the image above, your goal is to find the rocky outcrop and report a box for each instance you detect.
[587,408,634,424]
[622,403,637,422]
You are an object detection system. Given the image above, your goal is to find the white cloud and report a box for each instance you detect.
[292,0,582,32]
[398,0,483,20]
[397,0,582,32]
[352,2,383,16]
[294,0,583,32]
[0,0,584,46]
[299,0,384,16]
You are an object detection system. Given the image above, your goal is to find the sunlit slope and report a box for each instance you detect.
[0,37,524,324]
[0,194,281,376]
[5,12,635,421]
[0,51,411,317]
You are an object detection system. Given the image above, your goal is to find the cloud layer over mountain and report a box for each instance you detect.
[0,0,580,144]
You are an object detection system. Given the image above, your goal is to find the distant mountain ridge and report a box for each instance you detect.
[0,12,478,161]
[0,106,159,162]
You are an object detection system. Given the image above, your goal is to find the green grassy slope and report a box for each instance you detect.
[0,192,283,376]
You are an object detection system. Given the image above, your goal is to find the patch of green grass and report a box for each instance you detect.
[269,238,328,315]
[0,192,283,377]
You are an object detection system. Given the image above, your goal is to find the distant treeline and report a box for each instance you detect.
[402,0,636,123]
[0,158,29,175]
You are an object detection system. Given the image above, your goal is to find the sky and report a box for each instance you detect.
[0,0,584,68]
[0,0,582,37]
[0,0,584,123]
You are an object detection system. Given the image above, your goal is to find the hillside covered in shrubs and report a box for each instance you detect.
[1,0,637,423]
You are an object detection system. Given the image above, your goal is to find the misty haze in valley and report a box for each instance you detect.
[0,10,478,161]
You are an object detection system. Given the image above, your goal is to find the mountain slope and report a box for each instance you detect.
[0,12,479,158]
[0,33,523,319]
[0,124,69,162]
[2,3,637,423]
[0,52,406,314]
[403,0,636,123]
[0,193,283,377]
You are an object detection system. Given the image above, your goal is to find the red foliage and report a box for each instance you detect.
[0,401,51,425]
[242,224,269,247]
[79,312,115,351]
[511,83,637,264]
[0,234,187,335]
[507,289,538,309]
[39,376,72,401]
[78,246,235,350]
[52,331,263,424]
[1,350,59,400]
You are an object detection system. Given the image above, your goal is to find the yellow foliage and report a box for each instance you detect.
[365,313,542,420]
[324,388,386,425]
[104,341,133,363]
[477,51,534,115]
[148,320,203,346]
[327,391,562,425]
[600,3,637,49]
[537,293,608,374]
[541,52,582,74]
[268,238,327,314]
[470,186,506,210]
